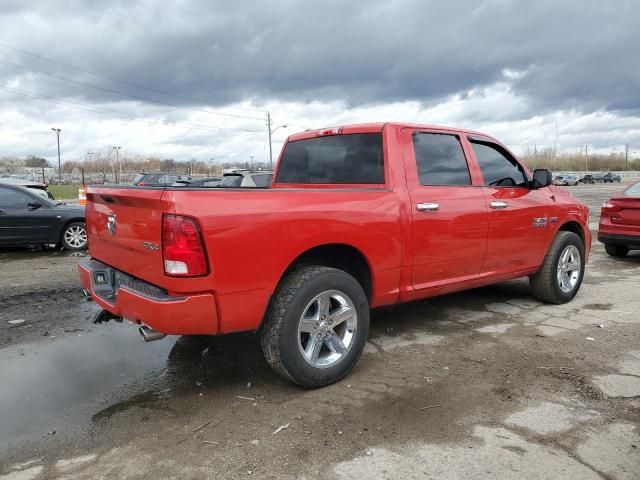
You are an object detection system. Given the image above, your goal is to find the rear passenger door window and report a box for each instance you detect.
[412,133,471,185]
[471,141,527,187]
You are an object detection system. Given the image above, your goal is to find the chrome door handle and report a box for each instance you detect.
[490,201,508,209]
[416,203,440,212]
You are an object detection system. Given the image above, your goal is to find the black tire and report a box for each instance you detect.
[61,221,88,251]
[604,244,629,257]
[530,231,585,304]
[260,266,370,388]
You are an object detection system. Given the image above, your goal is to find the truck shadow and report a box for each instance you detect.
[91,279,535,424]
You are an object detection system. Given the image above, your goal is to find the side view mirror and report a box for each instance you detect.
[27,202,42,211]
[532,169,552,189]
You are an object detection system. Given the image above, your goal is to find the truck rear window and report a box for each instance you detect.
[276,133,384,184]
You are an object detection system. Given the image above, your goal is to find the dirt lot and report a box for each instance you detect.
[1,184,639,480]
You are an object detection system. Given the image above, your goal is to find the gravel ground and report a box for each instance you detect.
[0,183,638,480]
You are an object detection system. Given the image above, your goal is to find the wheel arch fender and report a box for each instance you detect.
[275,242,375,303]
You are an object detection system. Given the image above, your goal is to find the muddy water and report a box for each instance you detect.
[0,324,177,450]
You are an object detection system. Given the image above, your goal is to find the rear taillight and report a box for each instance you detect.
[601,202,621,216]
[162,214,209,276]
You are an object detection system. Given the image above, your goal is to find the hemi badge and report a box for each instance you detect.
[533,217,548,228]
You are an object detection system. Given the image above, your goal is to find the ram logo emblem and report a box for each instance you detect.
[107,214,117,236]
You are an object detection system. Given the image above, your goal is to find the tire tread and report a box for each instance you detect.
[530,231,584,304]
[260,266,338,387]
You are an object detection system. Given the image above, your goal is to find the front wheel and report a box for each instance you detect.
[61,222,88,251]
[530,231,585,304]
[260,266,369,388]
[604,244,629,257]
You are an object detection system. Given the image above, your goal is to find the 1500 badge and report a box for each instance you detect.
[142,242,160,251]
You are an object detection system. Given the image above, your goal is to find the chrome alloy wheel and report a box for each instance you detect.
[297,290,358,368]
[64,225,87,249]
[556,245,581,293]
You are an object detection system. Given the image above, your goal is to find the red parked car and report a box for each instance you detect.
[599,180,640,257]
[79,123,591,387]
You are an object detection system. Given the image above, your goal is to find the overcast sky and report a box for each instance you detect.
[1,0,639,164]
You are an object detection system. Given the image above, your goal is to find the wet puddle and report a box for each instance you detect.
[0,324,177,450]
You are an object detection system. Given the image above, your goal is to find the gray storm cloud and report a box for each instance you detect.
[1,0,637,112]
[0,0,638,160]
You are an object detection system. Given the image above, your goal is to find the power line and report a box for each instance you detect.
[0,43,308,130]
[0,84,263,134]
[0,57,265,122]
[0,41,268,116]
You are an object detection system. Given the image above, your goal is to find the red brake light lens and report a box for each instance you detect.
[601,202,620,214]
[162,214,209,276]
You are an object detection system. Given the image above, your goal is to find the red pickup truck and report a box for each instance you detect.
[79,123,591,387]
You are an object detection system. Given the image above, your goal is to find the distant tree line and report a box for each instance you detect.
[1,153,270,179]
[520,148,639,172]
[0,155,50,173]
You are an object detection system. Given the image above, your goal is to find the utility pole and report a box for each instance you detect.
[266,112,287,170]
[51,128,61,182]
[625,143,629,171]
[553,118,558,170]
[250,155,255,170]
[585,144,589,171]
[113,146,121,183]
[267,112,273,170]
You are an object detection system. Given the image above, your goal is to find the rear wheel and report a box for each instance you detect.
[604,244,629,257]
[260,266,369,388]
[530,231,585,304]
[61,222,88,251]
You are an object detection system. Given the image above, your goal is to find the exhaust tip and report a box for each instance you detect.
[138,325,166,342]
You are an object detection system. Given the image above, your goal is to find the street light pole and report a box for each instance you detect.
[51,128,61,182]
[266,112,287,170]
[113,146,121,183]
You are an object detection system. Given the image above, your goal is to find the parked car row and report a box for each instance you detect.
[579,172,622,184]
[133,170,274,188]
[553,172,623,185]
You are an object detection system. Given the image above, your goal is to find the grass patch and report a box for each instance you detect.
[49,184,80,200]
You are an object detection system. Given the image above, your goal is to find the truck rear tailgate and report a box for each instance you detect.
[86,187,166,286]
